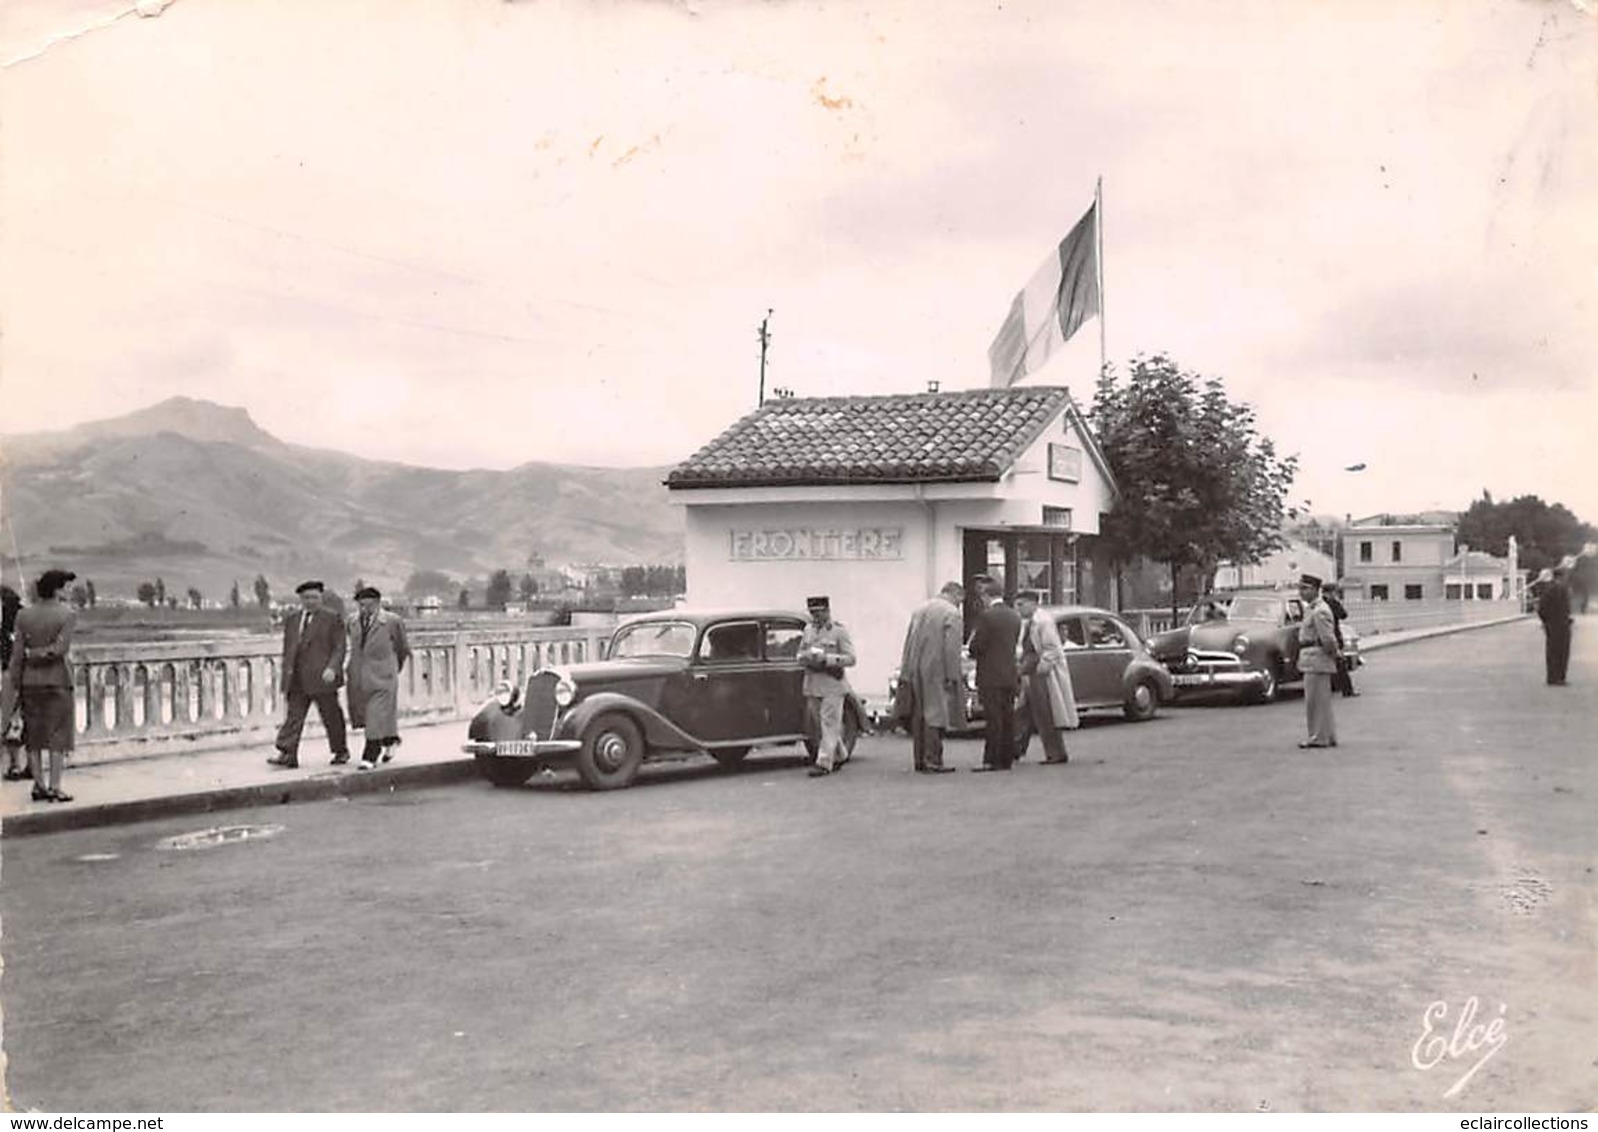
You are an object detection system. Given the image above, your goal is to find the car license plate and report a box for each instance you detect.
[1172,674,1212,687]
[493,740,541,756]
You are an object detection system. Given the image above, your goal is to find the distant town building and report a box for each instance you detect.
[1213,537,1336,591]
[1338,516,1512,602]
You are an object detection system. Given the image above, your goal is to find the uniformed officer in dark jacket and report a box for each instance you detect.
[1538,566,1573,686]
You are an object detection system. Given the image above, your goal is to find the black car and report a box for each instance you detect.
[463,608,867,790]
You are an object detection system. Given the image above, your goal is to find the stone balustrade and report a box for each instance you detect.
[66,622,612,765]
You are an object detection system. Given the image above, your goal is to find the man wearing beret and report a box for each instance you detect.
[800,595,855,777]
[346,586,412,770]
[1295,573,1343,750]
[270,580,350,768]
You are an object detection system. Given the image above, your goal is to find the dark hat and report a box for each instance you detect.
[1299,573,1323,589]
[354,586,382,601]
[805,595,830,610]
[294,580,325,594]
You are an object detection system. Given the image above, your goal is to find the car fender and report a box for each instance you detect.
[558,692,702,751]
[1123,661,1174,702]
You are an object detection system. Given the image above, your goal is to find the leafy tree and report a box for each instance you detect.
[229,581,242,609]
[137,581,158,607]
[457,588,471,609]
[1456,492,1595,577]
[85,579,97,608]
[253,574,271,610]
[1090,354,1299,614]
[154,577,166,607]
[485,569,514,610]
[187,586,203,610]
[404,569,455,597]
[69,583,89,609]
[519,573,538,601]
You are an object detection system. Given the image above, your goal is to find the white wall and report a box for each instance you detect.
[683,499,936,704]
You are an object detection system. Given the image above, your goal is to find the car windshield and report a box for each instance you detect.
[608,620,697,659]
[1227,597,1280,622]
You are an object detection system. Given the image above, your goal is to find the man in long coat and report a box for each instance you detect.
[346,586,412,769]
[966,580,1021,771]
[271,580,349,769]
[1014,592,1077,764]
[1296,574,1342,749]
[898,581,964,774]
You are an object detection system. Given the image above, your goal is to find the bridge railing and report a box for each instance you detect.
[66,622,612,765]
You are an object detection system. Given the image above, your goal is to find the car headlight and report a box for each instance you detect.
[1232,636,1250,656]
[494,680,519,709]
[554,675,576,707]
[966,671,978,691]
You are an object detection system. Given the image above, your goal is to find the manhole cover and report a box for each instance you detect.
[155,823,285,851]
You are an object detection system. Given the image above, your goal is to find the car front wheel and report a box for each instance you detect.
[1122,677,1160,721]
[1247,660,1282,705]
[576,713,645,790]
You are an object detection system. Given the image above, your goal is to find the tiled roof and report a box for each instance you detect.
[667,387,1073,489]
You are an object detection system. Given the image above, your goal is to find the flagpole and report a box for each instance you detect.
[1095,176,1106,377]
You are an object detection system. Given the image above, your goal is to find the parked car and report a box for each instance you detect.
[1145,592,1310,704]
[887,604,1174,725]
[463,608,867,790]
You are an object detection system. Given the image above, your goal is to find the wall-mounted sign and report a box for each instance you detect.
[729,527,904,561]
[1047,443,1082,483]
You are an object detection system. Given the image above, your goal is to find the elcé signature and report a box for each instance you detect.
[1412,996,1508,1099]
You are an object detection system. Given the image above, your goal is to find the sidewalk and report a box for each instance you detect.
[0,720,478,838]
[0,613,1532,839]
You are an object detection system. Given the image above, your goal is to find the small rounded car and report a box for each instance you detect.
[888,604,1174,725]
[463,608,868,790]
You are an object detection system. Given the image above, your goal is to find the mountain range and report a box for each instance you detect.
[0,397,684,599]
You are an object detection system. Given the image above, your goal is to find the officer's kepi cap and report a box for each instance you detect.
[806,595,830,610]
[295,580,325,594]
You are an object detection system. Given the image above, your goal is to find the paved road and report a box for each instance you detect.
[2,618,1593,1112]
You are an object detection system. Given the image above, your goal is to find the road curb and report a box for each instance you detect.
[1358,613,1529,653]
[0,758,482,839]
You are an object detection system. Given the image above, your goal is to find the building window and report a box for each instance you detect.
[1047,443,1082,483]
[1405,584,1423,600]
[1445,584,1461,600]
[1041,506,1073,529]
[1370,584,1389,601]
[1476,584,1493,599]
[1359,541,1373,564]
[1391,541,1402,563]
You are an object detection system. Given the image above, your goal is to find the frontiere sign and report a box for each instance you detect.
[729,528,904,561]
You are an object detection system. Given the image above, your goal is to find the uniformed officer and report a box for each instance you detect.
[800,595,856,777]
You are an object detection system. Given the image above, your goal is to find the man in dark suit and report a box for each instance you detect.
[269,580,350,768]
[966,579,1022,771]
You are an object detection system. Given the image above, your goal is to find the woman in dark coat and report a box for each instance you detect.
[7,569,78,802]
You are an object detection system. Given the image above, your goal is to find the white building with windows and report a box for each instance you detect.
[666,387,1118,704]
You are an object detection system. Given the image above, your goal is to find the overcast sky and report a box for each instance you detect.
[3,0,1595,525]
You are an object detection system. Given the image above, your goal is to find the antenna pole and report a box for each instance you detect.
[757,309,774,407]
